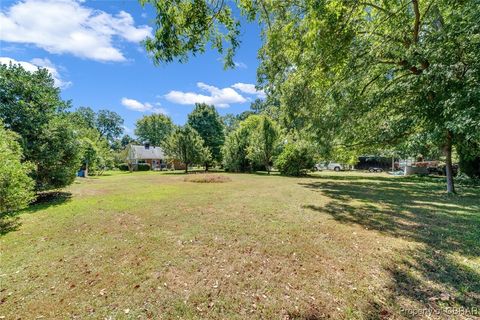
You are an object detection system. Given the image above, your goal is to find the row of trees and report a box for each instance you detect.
[0,64,127,214]
[133,102,316,175]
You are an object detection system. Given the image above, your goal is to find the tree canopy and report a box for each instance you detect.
[143,0,480,193]
[135,113,174,148]
[164,125,211,173]
[0,63,82,191]
[187,103,225,169]
[0,123,36,214]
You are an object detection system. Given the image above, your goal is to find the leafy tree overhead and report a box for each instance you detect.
[0,123,36,214]
[0,63,82,191]
[143,0,480,193]
[164,125,211,173]
[246,115,280,174]
[187,103,225,170]
[135,113,174,147]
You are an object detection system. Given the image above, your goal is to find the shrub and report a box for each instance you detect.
[117,163,129,171]
[0,124,36,214]
[275,142,315,176]
[137,163,151,171]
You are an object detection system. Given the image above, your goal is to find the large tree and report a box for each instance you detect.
[164,125,210,173]
[187,103,225,170]
[0,63,82,191]
[135,113,174,148]
[142,0,480,193]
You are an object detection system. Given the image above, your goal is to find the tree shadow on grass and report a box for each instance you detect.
[0,192,73,237]
[300,176,480,318]
[0,216,21,236]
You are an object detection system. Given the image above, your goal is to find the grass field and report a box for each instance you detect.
[1,171,479,319]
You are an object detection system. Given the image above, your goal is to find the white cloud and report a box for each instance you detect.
[231,83,266,98]
[234,61,247,69]
[165,82,247,108]
[0,56,71,88]
[0,0,152,62]
[121,97,166,114]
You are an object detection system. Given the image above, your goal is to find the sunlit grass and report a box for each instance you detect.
[1,171,478,319]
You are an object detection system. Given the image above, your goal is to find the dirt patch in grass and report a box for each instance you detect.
[184,174,231,183]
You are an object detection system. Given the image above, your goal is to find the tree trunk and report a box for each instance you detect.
[185,162,188,174]
[205,162,209,172]
[444,131,455,194]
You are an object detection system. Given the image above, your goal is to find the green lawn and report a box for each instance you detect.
[1,171,479,319]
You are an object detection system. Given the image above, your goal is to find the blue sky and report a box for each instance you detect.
[0,0,264,135]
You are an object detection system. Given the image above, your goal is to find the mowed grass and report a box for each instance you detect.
[1,171,479,319]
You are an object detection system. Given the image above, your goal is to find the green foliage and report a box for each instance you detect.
[0,63,69,160]
[222,115,262,172]
[78,131,114,176]
[164,125,211,173]
[187,103,225,167]
[120,134,137,148]
[246,116,280,173]
[139,0,241,68]
[145,0,480,193]
[96,109,124,143]
[71,107,124,145]
[137,163,151,171]
[71,106,96,129]
[0,124,36,214]
[135,114,174,147]
[275,142,315,176]
[34,117,82,190]
[0,63,82,191]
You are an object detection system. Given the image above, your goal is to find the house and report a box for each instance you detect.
[126,143,185,171]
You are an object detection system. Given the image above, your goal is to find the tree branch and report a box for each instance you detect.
[412,0,421,43]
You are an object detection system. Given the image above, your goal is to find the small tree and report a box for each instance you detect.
[0,124,36,214]
[165,125,210,173]
[35,117,83,190]
[275,142,315,176]
[187,103,225,171]
[247,116,280,174]
[222,115,263,172]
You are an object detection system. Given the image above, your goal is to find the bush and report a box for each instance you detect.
[0,124,36,214]
[117,163,129,171]
[275,142,315,176]
[137,163,151,171]
[34,117,83,190]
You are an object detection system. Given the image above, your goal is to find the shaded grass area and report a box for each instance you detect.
[302,174,480,318]
[1,171,478,319]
